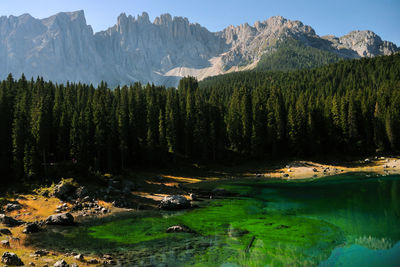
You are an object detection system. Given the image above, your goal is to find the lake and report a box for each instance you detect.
[27,173,400,266]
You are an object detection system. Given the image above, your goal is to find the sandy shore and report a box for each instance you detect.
[263,157,400,179]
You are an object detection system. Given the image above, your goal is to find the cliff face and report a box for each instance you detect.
[0,11,398,86]
[93,12,226,85]
[0,11,104,84]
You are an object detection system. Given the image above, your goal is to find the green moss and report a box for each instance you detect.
[33,177,78,196]
[87,198,342,265]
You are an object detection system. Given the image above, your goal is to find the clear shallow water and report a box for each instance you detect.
[28,173,400,266]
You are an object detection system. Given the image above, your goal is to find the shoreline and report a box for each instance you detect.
[262,157,400,180]
[1,156,400,266]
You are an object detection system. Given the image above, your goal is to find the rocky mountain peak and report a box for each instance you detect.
[137,12,150,24]
[42,10,88,31]
[264,15,287,27]
[0,11,398,87]
[331,30,397,57]
[154,13,173,25]
[66,10,86,21]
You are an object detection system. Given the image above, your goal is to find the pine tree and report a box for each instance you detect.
[251,86,268,157]
[117,86,130,169]
[226,87,243,152]
[241,87,253,154]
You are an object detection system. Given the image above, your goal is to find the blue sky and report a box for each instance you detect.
[1,0,399,45]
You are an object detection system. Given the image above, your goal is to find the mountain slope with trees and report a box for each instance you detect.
[256,38,343,71]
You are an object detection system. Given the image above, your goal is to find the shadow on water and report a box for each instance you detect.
[26,173,400,266]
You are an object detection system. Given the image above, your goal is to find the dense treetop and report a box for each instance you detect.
[256,38,342,72]
[0,54,399,183]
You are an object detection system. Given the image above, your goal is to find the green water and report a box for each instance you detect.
[28,173,400,266]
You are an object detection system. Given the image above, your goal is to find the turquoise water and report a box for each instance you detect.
[28,173,400,266]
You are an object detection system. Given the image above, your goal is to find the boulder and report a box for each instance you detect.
[103,260,117,265]
[1,252,24,266]
[166,225,196,234]
[159,195,190,210]
[45,213,74,226]
[33,249,49,257]
[87,259,99,264]
[71,203,83,211]
[75,186,89,199]
[52,181,76,200]
[0,214,24,227]
[102,255,113,260]
[54,259,69,267]
[5,203,22,212]
[74,254,84,261]
[23,222,41,234]
[0,228,12,235]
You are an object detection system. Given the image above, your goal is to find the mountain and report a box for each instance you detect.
[0,11,398,86]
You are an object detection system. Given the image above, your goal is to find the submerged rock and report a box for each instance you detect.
[159,195,190,210]
[1,252,24,266]
[45,213,74,226]
[166,225,196,234]
[228,229,249,237]
[211,188,232,196]
[275,224,290,229]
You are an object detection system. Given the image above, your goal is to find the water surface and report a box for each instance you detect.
[28,173,400,266]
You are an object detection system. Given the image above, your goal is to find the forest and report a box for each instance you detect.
[0,53,399,183]
[255,38,342,71]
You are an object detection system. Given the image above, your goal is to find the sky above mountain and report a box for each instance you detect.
[1,0,399,46]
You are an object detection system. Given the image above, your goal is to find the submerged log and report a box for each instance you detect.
[245,236,256,253]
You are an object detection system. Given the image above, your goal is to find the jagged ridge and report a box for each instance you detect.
[0,10,398,86]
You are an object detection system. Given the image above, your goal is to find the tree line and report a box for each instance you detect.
[0,54,399,182]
